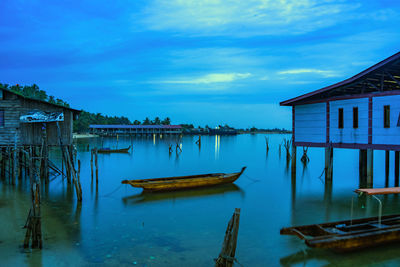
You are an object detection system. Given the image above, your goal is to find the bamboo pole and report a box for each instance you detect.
[215,208,241,267]
[95,148,98,185]
[90,149,94,182]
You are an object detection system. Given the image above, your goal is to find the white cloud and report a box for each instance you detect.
[140,0,361,36]
[278,68,340,78]
[160,72,252,84]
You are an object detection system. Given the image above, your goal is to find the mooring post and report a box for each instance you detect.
[12,132,18,185]
[385,150,390,187]
[395,151,399,187]
[359,149,367,187]
[23,148,43,249]
[215,208,241,267]
[366,149,373,188]
[291,144,296,175]
[90,149,94,182]
[325,146,333,182]
[95,148,98,185]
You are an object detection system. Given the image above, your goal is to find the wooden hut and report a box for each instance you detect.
[0,87,81,249]
[0,88,79,146]
[280,51,400,186]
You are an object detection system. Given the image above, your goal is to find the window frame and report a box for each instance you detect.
[353,107,358,129]
[384,105,390,128]
[338,108,344,129]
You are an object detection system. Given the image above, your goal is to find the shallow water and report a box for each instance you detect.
[1,134,400,266]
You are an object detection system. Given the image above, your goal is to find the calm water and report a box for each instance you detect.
[2,134,400,266]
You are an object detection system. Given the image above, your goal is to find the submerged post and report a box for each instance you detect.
[395,151,399,187]
[95,148,98,185]
[325,146,333,182]
[215,208,241,267]
[366,149,374,188]
[23,149,42,249]
[291,143,296,175]
[385,150,390,187]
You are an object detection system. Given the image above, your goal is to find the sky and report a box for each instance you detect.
[1,0,400,129]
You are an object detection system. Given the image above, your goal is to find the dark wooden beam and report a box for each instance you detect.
[385,71,400,88]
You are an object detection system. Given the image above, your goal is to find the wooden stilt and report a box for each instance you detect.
[395,151,399,187]
[291,144,296,175]
[23,148,42,249]
[215,208,241,267]
[385,150,390,187]
[90,149,94,182]
[325,146,333,182]
[95,148,98,185]
[366,149,373,188]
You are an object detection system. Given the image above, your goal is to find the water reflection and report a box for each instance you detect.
[122,184,244,205]
[215,135,220,159]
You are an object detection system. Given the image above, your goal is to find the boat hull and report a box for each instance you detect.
[281,214,400,252]
[97,146,131,153]
[122,167,246,192]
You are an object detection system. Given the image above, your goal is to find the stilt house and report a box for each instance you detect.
[280,51,400,186]
[0,88,80,146]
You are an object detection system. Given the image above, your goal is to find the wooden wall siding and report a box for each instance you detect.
[372,95,400,145]
[19,98,73,146]
[329,98,369,144]
[0,99,23,145]
[294,103,326,143]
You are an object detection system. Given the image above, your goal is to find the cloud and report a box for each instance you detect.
[278,68,340,78]
[140,0,361,36]
[160,72,252,84]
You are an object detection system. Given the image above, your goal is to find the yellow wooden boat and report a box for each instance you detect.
[121,167,246,192]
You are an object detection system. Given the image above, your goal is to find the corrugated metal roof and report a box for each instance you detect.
[89,124,182,129]
[280,51,400,106]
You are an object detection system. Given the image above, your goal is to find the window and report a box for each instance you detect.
[384,105,390,128]
[338,108,344,129]
[353,107,358,128]
[0,110,4,127]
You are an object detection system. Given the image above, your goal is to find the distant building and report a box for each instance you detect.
[89,124,183,135]
[280,51,400,186]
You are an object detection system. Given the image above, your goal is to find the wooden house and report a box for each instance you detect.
[280,51,400,186]
[0,88,80,146]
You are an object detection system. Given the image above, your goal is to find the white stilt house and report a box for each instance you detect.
[280,51,400,186]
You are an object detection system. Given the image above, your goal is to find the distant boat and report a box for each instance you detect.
[121,167,246,192]
[281,214,400,252]
[97,146,131,153]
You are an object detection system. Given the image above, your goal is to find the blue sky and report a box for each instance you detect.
[1,0,400,128]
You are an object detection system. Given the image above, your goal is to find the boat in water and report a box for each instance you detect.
[281,214,400,252]
[281,187,400,251]
[121,167,246,192]
[97,146,131,153]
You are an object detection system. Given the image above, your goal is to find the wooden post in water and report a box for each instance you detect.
[366,149,373,188]
[395,151,399,187]
[291,144,296,175]
[90,149,94,182]
[23,148,43,249]
[215,208,241,267]
[265,137,269,153]
[385,150,390,187]
[325,146,333,182]
[18,149,23,181]
[95,148,98,186]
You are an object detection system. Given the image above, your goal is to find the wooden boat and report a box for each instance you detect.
[97,146,131,153]
[281,214,400,252]
[122,184,244,205]
[281,187,400,251]
[121,167,246,192]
